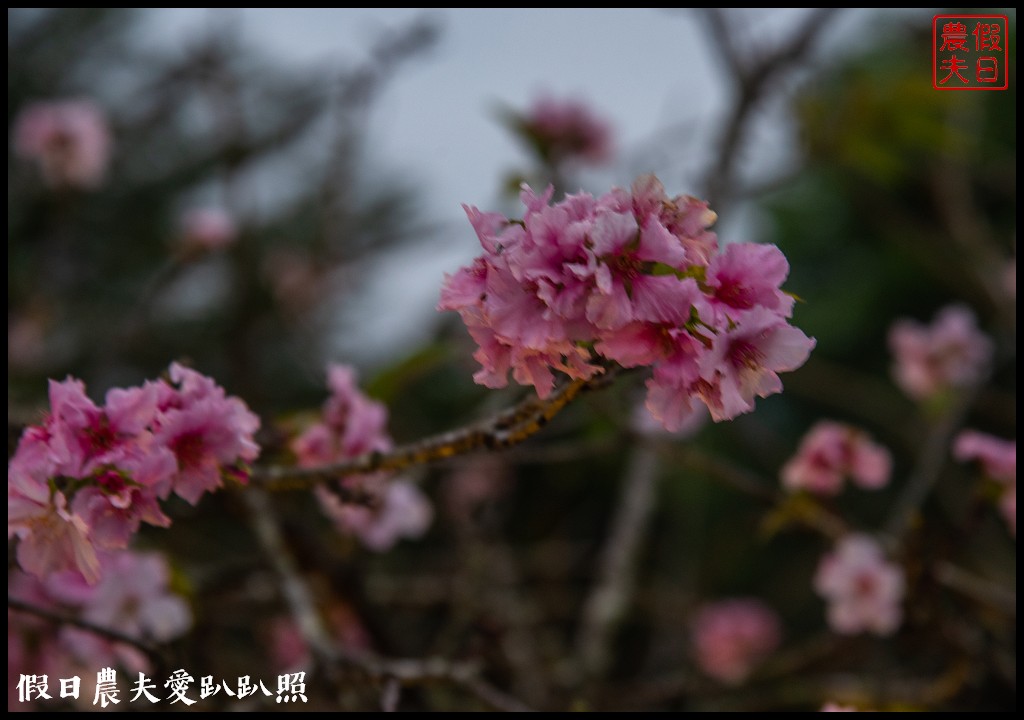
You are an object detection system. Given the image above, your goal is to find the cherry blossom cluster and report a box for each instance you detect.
[954,430,1016,537]
[439,175,816,431]
[9,550,192,710]
[13,98,112,190]
[8,363,260,584]
[887,304,993,402]
[291,363,432,551]
[519,95,614,165]
[690,598,782,684]
[781,421,892,496]
[813,534,905,636]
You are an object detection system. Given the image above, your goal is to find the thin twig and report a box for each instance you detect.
[243,488,340,671]
[653,439,778,502]
[933,561,1016,616]
[243,487,533,711]
[699,8,842,212]
[333,650,534,712]
[574,444,661,680]
[882,382,985,543]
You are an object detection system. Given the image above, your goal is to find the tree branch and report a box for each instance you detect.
[574,443,661,680]
[8,595,164,666]
[699,8,842,212]
[252,373,610,494]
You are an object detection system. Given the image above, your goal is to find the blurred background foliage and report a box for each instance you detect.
[8,7,437,417]
[8,8,1016,712]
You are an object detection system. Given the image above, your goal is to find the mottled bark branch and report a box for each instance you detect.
[252,373,608,494]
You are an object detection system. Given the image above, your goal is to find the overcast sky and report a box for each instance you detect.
[141,8,931,364]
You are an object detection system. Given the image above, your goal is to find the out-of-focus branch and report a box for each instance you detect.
[599,632,839,710]
[243,487,532,711]
[698,8,842,212]
[574,444,661,680]
[8,596,164,667]
[321,15,439,260]
[933,561,1016,616]
[570,12,845,690]
[655,440,777,502]
[243,488,340,673]
[658,440,848,539]
[253,373,609,493]
[882,380,985,543]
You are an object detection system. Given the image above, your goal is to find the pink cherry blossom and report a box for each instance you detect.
[155,362,261,504]
[691,598,782,684]
[439,175,814,429]
[520,94,613,165]
[814,534,905,636]
[705,242,796,322]
[953,431,1016,484]
[69,450,176,550]
[8,479,100,585]
[954,430,1016,536]
[179,207,237,251]
[316,479,433,552]
[781,421,892,495]
[46,377,160,480]
[888,305,993,401]
[292,363,391,466]
[270,602,372,674]
[8,551,191,690]
[631,392,709,439]
[13,98,112,189]
[293,363,434,551]
[8,364,261,582]
[694,307,815,423]
[78,551,192,643]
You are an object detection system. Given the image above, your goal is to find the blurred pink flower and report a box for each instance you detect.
[8,550,191,700]
[521,94,613,165]
[690,598,782,684]
[78,551,192,644]
[953,431,1016,484]
[821,702,859,711]
[1000,484,1016,537]
[7,480,100,585]
[13,98,112,189]
[292,363,391,467]
[814,534,905,636]
[293,363,433,551]
[443,455,511,528]
[270,601,372,673]
[954,430,1016,536]
[781,421,892,495]
[888,305,993,401]
[179,207,237,251]
[316,476,433,553]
